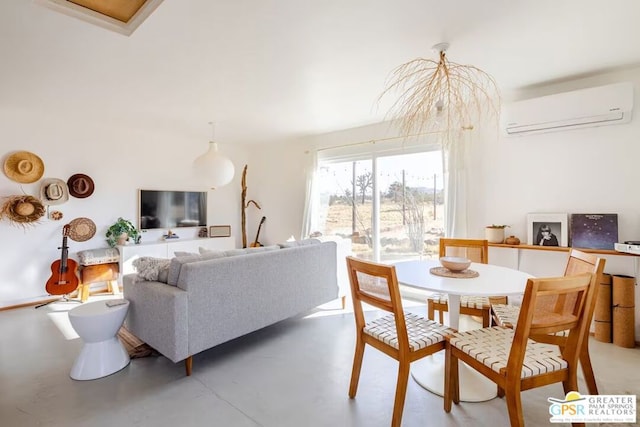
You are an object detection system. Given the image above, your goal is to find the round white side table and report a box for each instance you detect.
[68,299,130,380]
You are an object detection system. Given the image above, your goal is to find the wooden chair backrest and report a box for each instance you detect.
[346,256,409,348]
[562,248,606,335]
[439,238,488,264]
[564,248,605,278]
[509,273,597,373]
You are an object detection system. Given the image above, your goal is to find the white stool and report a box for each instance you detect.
[68,299,130,380]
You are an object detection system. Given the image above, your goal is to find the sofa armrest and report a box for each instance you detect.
[123,274,189,363]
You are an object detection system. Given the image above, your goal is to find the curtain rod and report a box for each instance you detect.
[314,129,444,153]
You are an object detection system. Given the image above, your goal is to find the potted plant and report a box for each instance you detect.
[106,217,140,247]
[485,224,509,244]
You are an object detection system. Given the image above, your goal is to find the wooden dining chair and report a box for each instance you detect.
[427,238,507,327]
[444,272,598,427]
[490,249,605,395]
[346,256,455,427]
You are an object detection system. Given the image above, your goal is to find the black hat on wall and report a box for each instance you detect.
[67,174,95,198]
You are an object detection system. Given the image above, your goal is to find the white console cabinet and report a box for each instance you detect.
[118,237,234,280]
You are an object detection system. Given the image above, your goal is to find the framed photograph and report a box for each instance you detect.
[209,225,231,238]
[527,213,568,247]
[570,213,618,250]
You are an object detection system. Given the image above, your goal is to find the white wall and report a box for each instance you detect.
[469,67,640,242]
[0,110,248,308]
[242,143,310,247]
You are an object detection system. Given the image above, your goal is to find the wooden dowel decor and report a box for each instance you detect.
[240,165,261,248]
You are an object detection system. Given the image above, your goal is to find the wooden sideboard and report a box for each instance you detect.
[489,243,629,255]
[488,243,637,270]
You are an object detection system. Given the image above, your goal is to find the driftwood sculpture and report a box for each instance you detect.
[241,164,261,248]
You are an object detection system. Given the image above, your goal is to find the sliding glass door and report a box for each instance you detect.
[310,146,444,263]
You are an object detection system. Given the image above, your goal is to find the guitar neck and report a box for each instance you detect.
[60,236,69,273]
[253,218,265,244]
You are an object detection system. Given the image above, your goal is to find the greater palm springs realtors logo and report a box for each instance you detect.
[549,391,636,423]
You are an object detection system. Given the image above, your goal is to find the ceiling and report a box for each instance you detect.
[2,0,640,145]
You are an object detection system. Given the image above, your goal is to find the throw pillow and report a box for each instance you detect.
[166,250,227,286]
[167,254,203,285]
[77,248,120,266]
[224,248,248,257]
[198,247,225,256]
[174,251,199,257]
[132,257,171,282]
[200,250,226,261]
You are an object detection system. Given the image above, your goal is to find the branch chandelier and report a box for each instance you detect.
[379,42,500,145]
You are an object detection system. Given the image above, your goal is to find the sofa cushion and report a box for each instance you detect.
[224,249,248,257]
[198,247,225,256]
[77,248,120,266]
[167,250,227,286]
[175,251,199,257]
[244,245,280,253]
[132,257,171,283]
[168,255,200,286]
[200,251,227,261]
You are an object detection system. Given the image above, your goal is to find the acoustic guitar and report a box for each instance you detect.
[250,216,266,248]
[45,224,79,295]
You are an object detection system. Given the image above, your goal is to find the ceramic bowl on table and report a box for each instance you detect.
[439,256,471,272]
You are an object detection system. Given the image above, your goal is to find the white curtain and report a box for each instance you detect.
[300,150,318,239]
[444,129,471,238]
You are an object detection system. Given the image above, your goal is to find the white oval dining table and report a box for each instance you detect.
[393,259,533,402]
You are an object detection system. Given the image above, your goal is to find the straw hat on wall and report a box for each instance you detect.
[3,151,45,184]
[0,195,46,227]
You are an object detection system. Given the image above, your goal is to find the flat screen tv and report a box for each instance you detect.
[139,189,207,230]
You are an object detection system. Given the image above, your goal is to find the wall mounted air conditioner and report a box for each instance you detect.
[504,82,634,136]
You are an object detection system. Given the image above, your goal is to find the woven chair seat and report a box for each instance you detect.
[428,293,490,309]
[448,327,567,378]
[492,304,570,337]
[364,313,455,351]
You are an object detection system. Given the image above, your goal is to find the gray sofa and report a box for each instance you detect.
[123,240,338,375]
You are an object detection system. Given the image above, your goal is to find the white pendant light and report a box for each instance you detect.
[193,122,235,189]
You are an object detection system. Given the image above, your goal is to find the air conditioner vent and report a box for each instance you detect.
[503,82,634,136]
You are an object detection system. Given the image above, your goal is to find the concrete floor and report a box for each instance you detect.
[1,296,638,427]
